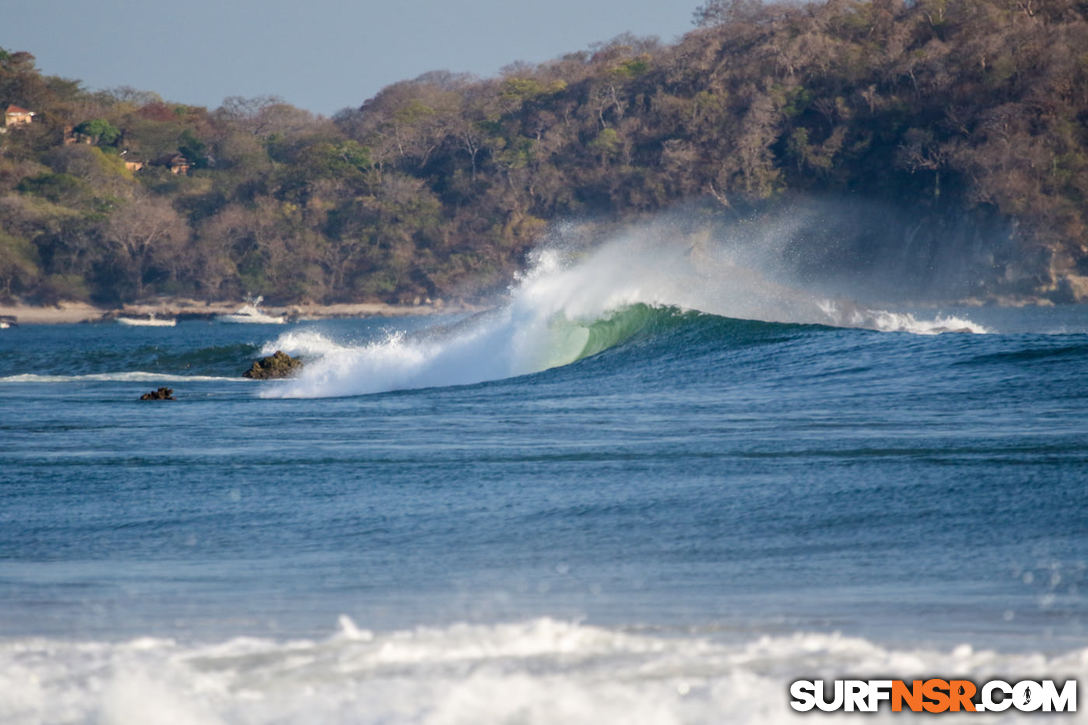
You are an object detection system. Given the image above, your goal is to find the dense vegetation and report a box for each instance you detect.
[2,0,1087,306]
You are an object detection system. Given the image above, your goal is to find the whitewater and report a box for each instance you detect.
[6,618,1087,725]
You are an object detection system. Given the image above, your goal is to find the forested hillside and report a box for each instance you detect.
[2,0,1087,306]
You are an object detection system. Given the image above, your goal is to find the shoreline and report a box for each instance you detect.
[0,299,481,325]
[0,294,1076,326]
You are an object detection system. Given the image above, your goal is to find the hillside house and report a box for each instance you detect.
[2,105,35,130]
[158,152,190,175]
[120,150,144,172]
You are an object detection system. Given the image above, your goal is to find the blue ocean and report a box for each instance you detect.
[2,237,1087,723]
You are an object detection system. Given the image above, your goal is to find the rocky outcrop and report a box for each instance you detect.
[243,350,303,379]
[140,387,175,400]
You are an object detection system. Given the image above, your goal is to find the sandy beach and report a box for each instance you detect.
[0,298,479,325]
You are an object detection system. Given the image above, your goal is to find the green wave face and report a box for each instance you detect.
[576,303,695,360]
[541,304,698,370]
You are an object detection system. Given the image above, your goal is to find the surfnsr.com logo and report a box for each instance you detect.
[789,679,1077,713]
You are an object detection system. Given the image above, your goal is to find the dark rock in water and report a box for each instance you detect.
[244,350,303,379]
[140,387,175,400]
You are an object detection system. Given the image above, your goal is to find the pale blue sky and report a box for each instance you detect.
[1,0,697,116]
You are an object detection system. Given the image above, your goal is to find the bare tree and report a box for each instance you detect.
[105,195,187,299]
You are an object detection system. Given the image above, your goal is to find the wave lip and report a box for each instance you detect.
[3,618,1084,724]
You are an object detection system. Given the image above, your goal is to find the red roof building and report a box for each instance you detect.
[4,105,35,127]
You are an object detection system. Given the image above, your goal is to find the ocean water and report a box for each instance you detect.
[2,238,1087,723]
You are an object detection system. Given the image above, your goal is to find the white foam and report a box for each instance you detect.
[259,330,355,359]
[1,619,1083,724]
[263,232,990,398]
[817,301,991,335]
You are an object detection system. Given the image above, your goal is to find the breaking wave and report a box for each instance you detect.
[264,234,988,398]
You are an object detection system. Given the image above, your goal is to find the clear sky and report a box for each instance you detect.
[1,0,697,116]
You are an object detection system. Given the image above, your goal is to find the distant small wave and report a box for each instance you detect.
[0,372,249,383]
